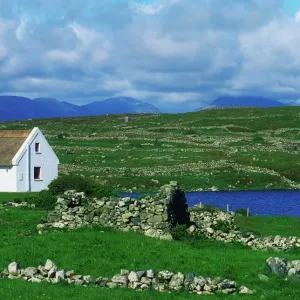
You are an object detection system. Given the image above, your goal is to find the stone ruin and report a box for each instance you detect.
[36,180,300,252]
[37,181,191,239]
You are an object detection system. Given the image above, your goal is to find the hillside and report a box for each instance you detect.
[197,96,285,110]
[1,106,300,192]
[0,96,160,121]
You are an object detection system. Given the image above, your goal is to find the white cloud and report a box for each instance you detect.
[15,19,26,40]
[295,9,300,22]
[47,49,80,63]
[0,0,300,111]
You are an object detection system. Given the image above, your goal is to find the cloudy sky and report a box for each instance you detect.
[0,0,299,112]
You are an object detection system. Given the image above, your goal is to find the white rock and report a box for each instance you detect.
[8,262,19,275]
[45,259,55,271]
[128,271,139,282]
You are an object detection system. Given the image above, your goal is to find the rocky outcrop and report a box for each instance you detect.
[0,259,254,295]
[266,257,300,281]
[37,181,190,240]
[189,208,300,251]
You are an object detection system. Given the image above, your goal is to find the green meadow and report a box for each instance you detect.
[0,206,300,300]
[1,107,300,299]
[2,106,300,192]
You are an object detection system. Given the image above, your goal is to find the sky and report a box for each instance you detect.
[0,0,300,112]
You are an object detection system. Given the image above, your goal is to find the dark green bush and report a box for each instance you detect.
[184,129,197,135]
[170,224,206,241]
[191,205,221,213]
[48,174,117,198]
[11,197,22,204]
[235,208,251,216]
[48,174,94,196]
[32,190,57,210]
[170,224,189,240]
[56,132,70,140]
[211,220,231,233]
[252,135,264,143]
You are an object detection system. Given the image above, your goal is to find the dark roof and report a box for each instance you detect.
[0,130,31,166]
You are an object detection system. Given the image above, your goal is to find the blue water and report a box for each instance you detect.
[121,190,300,217]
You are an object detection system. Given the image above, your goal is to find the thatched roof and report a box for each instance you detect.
[0,130,31,166]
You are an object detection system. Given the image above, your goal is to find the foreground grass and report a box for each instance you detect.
[1,207,300,299]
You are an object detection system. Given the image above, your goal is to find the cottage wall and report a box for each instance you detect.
[0,166,17,192]
[16,130,59,192]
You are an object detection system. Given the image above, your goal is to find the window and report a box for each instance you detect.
[34,167,41,180]
[18,172,23,181]
[35,143,40,153]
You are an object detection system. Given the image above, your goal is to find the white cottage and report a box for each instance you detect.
[0,127,59,192]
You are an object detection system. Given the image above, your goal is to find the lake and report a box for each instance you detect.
[121,190,300,217]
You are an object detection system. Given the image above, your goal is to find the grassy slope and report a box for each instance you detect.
[2,106,300,192]
[1,207,300,300]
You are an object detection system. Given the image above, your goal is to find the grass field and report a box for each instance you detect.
[2,108,300,299]
[1,206,300,300]
[2,106,300,192]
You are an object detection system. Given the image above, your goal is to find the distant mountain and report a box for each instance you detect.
[80,97,160,116]
[197,96,285,110]
[0,96,160,121]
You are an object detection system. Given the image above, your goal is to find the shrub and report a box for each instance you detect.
[252,135,264,143]
[235,208,251,216]
[48,174,94,196]
[56,132,70,140]
[11,197,23,204]
[32,190,57,210]
[191,205,221,213]
[170,224,189,240]
[48,174,117,198]
[211,220,231,233]
[170,224,206,241]
[184,129,197,135]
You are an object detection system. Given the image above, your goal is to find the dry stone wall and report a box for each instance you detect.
[0,259,255,295]
[36,181,300,251]
[38,181,190,239]
[190,207,300,251]
[266,257,300,281]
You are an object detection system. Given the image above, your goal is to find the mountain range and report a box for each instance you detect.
[197,96,286,110]
[0,96,160,121]
[0,95,292,121]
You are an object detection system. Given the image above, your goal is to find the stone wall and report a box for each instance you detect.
[1,259,255,295]
[37,182,300,251]
[38,181,190,239]
[266,257,300,281]
[190,207,300,251]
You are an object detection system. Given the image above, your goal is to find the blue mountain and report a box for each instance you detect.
[198,96,285,110]
[0,96,160,121]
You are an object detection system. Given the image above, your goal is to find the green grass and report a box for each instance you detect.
[235,215,300,237]
[2,106,300,191]
[0,192,38,204]
[1,207,300,299]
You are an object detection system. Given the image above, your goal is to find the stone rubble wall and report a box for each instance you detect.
[37,181,190,240]
[266,257,300,281]
[189,208,300,251]
[0,259,255,295]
